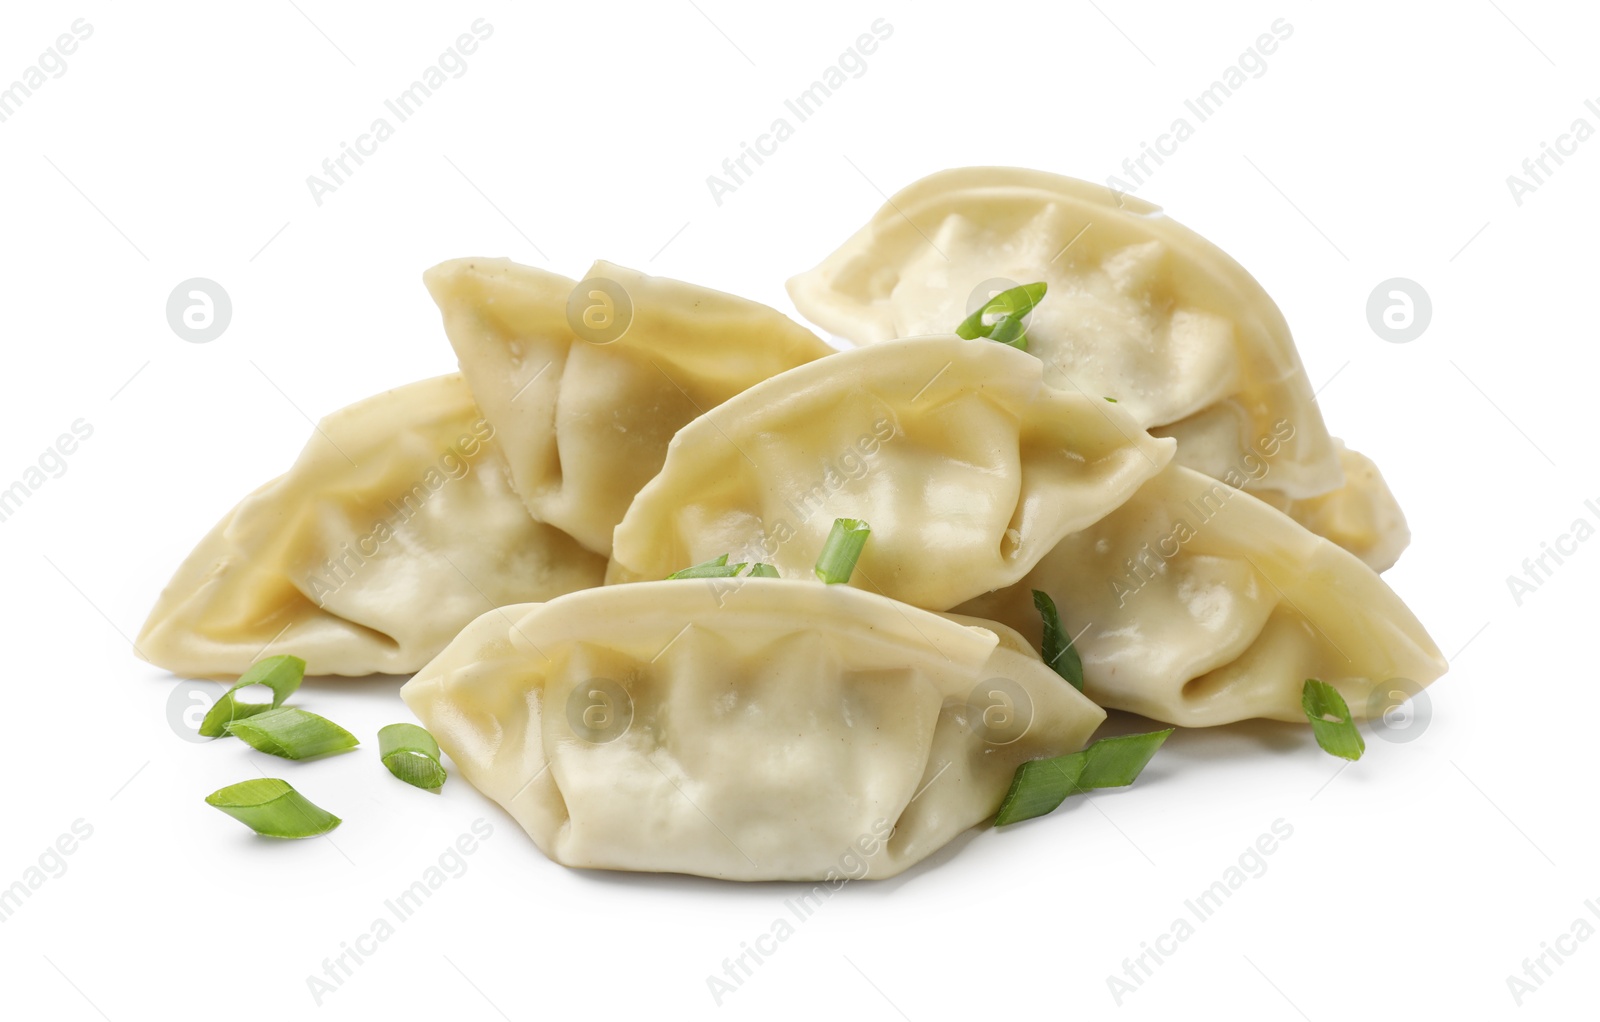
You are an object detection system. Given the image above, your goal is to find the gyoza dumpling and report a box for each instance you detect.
[957,465,1445,727]
[138,375,605,678]
[401,579,1105,880]
[608,335,1176,610]
[426,258,834,555]
[1255,443,1411,572]
[787,166,1342,499]
[1148,408,1411,570]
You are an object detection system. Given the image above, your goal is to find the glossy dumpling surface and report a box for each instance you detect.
[609,335,1175,610]
[1255,442,1411,572]
[427,258,834,555]
[957,465,1445,727]
[138,375,605,678]
[788,167,1341,498]
[401,580,1105,880]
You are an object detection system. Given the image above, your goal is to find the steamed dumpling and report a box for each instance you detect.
[401,580,1105,880]
[1148,408,1411,570]
[427,258,835,555]
[608,335,1175,610]
[957,465,1445,727]
[138,375,605,678]
[1255,443,1411,572]
[787,167,1342,499]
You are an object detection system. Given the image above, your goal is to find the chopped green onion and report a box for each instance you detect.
[996,753,1087,825]
[993,729,1173,826]
[747,563,780,578]
[1032,590,1084,691]
[814,518,871,584]
[204,778,341,839]
[225,707,360,761]
[1104,396,1118,403]
[956,281,1047,350]
[379,723,448,791]
[986,313,1028,349]
[1073,731,1172,788]
[956,281,1048,338]
[667,554,747,579]
[198,655,306,738]
[1302,679,1365,761]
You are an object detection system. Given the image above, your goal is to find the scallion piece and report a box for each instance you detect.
[379,723,447,791]
[198,655,306,738]
[993,729,1174,826]
[814,518,871,584]
[667,554,747,579]
[204,778,341,838]
[1073,731,1172,788]
[986,313,1028,349]
[225,707,360,760]
[1032,590,1084,691]
[955,281,1047,349]
[1302,679,1365,761]
[995,753,1087,825]
[747,563,780,578]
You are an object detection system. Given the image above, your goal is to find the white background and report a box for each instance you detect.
[1,1,1595,1019]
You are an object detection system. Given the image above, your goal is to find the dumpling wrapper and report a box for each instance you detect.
[139,374,605,678]
[1255,443,1410,572]
[426,257,835,555]
[958,465,1445,727]
[787,166,1342,499]
[608,335,1176,611]
[1150,407,1410,571]
[401,580,1105,881]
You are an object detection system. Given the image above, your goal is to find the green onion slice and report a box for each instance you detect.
[747,563,780,578]
[814,518,871,584]
[1032,590,1084,691]
[198,655,306,738]
[667,554,747,579]
[993,729,1173,826]
[955,281,1047,349]
[1302,679,1365,761]
[225,707,360,760]
[986,313,1028,349]
[379,723,448,790]
[204,778,341,838]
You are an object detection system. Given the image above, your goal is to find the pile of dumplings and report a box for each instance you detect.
[141,168,1446,881]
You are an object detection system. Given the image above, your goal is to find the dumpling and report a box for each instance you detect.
[608,335,1176,610]
[787,166,1342,499]
[138,375,606,678]
[1146,408,1410,571]
[401,579,1105,880]
[426,257,835,555]
[1254,443,1411,572]
[957,465,1445,727]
